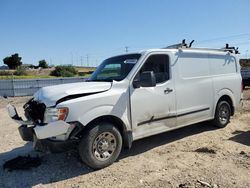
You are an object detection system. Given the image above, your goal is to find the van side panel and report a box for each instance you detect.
[175,52,214,126]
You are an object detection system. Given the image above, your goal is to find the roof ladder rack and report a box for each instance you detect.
[221,44,239,54]
[164,39,194,49]
[164,40,240,54]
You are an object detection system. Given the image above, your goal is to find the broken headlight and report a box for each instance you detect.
[24,99,46,124]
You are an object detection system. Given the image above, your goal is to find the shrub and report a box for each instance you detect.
[50,65,78,77]
[13,66,28,76]
[0,70,12,76]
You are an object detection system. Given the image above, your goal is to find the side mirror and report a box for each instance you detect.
[133,71,156,88]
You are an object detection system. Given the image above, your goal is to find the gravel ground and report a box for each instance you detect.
[0,90,250,188]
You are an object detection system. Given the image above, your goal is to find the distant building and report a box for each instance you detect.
[21,64,36,69]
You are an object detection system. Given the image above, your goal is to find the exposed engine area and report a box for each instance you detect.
[23,99,46,124]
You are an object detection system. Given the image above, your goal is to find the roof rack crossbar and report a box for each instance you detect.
[221,43,239,54]
[163,40,239,54]
[164,39,189,49]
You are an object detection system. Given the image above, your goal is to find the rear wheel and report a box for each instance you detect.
[78,122,122,169]
[213,101,231,128]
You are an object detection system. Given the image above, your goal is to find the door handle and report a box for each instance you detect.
[164,88,173,94]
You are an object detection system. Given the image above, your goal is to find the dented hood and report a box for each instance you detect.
[33,81,112,107]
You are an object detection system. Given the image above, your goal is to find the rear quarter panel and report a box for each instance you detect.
[209,53,242,113]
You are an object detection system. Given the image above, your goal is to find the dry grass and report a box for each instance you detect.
[0,67,95,80]
[75,67,96,72]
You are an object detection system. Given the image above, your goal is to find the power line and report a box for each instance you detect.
[232,41,250,46]
[196,32,250,44]
[53,33,250,66]
[125,33,250,49]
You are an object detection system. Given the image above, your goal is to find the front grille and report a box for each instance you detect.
[23,99,46,124]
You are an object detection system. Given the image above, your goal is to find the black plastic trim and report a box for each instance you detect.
[123,131,133,149]
[18,125,34,141]
[34,139,79,153]
[138,107,210,126]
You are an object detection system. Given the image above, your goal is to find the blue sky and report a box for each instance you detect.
[0,0,250,67]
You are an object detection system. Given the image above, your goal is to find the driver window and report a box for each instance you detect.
[140,54,170,84]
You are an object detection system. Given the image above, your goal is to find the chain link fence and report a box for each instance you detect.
[0,77,86,97]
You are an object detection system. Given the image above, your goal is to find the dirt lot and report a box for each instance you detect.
[0,90,250,188]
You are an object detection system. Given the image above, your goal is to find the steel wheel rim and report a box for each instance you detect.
[92,132,117,161]
[219,104,230,125]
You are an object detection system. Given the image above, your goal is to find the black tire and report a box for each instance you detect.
[213,101,231,128]
[78,122,122,169]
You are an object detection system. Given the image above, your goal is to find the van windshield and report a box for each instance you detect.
[88,54,141,82]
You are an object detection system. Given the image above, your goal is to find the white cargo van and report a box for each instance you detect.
[7,43,242,169]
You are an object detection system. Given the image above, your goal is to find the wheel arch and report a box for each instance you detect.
[77,115,133,149]
[216,95,234,116]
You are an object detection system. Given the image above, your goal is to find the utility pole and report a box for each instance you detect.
[80,56,83,67]
[70,52,74,65]
[125,46,129,53]
[86,54,89,67]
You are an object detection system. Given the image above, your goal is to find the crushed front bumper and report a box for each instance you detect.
[34,138,78,153]
[17,125,78,152]
[7,104,77,152]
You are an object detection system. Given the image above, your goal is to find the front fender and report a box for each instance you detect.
[78,105,131,130]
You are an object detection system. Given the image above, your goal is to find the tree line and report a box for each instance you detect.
[2,53,80,77]
[3,53,49,69]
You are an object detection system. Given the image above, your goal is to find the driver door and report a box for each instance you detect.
[130,53,176,139]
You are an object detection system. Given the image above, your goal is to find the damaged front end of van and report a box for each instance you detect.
[7,101,77,152]
[6,81,112,152]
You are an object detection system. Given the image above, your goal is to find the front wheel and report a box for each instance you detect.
[213,101,231,128]
[78,122,122,169]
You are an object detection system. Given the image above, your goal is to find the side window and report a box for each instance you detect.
[140,54,169,84]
